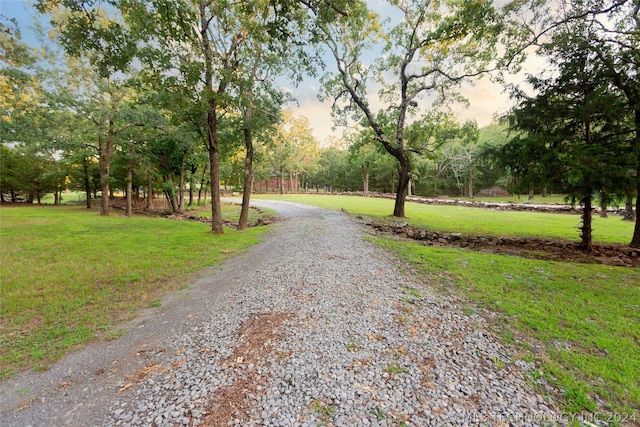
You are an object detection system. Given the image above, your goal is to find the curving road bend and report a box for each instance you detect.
[0,201,558,426]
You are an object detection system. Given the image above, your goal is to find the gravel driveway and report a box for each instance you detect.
[0,200,559,426]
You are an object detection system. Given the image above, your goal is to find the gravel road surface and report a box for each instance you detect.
[1,201,559,426]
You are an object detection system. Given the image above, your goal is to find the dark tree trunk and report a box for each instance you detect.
[126,168,133,217]
[580,195,593,252]
[82,157,92,209]
[126,143,134,217]
[393,156,411,217]
[363,162,370,193]
[599,190,608,218]
[631,111,640,247]
[468,161,473,199]
[146,171,152,211]
[188,164,197,207]
[163,178,180,213]
[238,104,255,231]
[623,191,635,221]
[178,163,185,214]
[208,104,223,234]
[279,166,284,195]
[631,169,640,247]
[198,163,208,206]
[99,136,110,216]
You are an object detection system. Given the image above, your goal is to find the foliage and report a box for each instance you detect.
[501,0,637,249]
[310,0,524,217]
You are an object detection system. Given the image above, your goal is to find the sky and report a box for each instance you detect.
[2,0,542,146]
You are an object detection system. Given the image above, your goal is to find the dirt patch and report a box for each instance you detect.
[203,312,295,427]
[364,220,640,267]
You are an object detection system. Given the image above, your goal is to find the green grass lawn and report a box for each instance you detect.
[253,194,635,244]
[0,204,268,379]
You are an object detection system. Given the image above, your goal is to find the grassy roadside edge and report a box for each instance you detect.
[373,237,639,425]
[0,204,273,380]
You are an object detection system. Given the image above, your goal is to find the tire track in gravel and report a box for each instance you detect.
[1,200,560,426]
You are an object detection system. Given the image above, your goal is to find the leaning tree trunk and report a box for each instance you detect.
[580,195,593,252]
[198,163,208,206]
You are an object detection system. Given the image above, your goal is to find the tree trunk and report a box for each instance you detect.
[146,171,152,211]
[623,191,635,221]
[188,164,196,207]
[198,163,208,206]
[238,103,255,231]
[279,166,284,195]
[207,104,223,234]
[178,163,185,214]
[599,190,608,218]
[126,166,132,217]
[580,195,593,252]
[630,110,640,247]
[468,160,474,199]
[393,156,411,217]
[363,164,369,193]
[631,166,640,247]
[99,133,112,216]
[164,178,180,213]
[126,143,134,217]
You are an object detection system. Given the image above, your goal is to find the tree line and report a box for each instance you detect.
[1,0,638,248]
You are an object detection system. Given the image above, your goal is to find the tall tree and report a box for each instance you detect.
[35,2,146,215]
[504,22,632,250]
[510,0,640,247]
[308,0,512,217]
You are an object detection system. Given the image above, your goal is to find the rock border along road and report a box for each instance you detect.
[1,201,559,426]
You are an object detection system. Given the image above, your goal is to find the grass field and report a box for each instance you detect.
[2,194,639,422]
[253,194,635,244]
[254,194,640,422]
[0,204,268,379]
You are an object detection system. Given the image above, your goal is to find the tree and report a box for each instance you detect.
[517,0,640,246]
[504,22,632,251]
[308,0,511,217]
